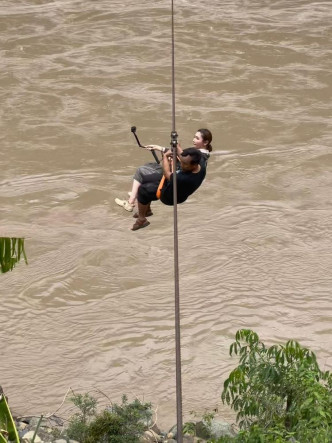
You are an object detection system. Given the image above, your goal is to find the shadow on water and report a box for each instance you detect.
[0,237,28,274]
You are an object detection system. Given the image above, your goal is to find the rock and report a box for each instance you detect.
[22,431,42,442]
[164,433,205,442]
[53,440,80,443]
[29,416,49,427]
[195,420,211,439]
[139,429,163,442]
[209,418,236,438]
[166,424,206,442]
[16,421,28,431]
[30,427,54,442]
[151,422,162,436]
[167,424,177,439]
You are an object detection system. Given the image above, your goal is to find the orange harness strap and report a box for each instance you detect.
[156,157,180,200]
[156,154,178,199]
[156,175,166,199]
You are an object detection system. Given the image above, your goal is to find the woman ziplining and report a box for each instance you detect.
[115,128,213,231]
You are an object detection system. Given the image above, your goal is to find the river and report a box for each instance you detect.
[0,0,331,428]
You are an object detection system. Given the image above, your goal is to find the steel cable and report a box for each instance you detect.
[170,0,183,442]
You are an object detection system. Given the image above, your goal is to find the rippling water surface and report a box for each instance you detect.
[1,0,331,427]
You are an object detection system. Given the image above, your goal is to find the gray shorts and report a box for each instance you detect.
[133,163,163,183]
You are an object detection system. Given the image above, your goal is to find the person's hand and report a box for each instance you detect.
[165,150,173,158]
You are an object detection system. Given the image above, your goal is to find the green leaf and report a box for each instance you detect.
[0,237,28,273]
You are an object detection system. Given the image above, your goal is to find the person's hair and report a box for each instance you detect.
[181,148,202,165]
[198,128,213,152]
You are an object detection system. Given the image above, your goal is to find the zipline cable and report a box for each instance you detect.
[170,0,183,442]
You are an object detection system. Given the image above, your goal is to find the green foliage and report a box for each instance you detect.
[202,410,216,427]
[219,329,332,442]
[108,395,152,439]
[182,420,196,436]
[85,410,134,443]
[65,393,152,443]
[70,392,97,423]
[183,409,216,440]
[66,392,97,442]
[0,237,28,274]
[0,389,20,443]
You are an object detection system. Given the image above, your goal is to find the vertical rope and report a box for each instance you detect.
[171,0,176,134]
[170,0,183,442]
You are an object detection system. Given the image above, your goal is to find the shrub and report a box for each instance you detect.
[218,329,332,442]
[84,410,128,443]
[65,393,152,443]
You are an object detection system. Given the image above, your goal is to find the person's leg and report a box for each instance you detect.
[131,182,159,230]
[133,200,153,218]
[128,179,140,205]
[116,164,161,212]
[131,201,150,231]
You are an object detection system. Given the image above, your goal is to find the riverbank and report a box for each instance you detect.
[13,412,236,443]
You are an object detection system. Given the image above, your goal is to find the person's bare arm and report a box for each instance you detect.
[146,144,164,152]
[162,151,173,180]
[176,141,183,156]
[147,142,182,155]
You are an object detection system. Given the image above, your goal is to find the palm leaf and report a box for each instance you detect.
[0,237,28,274]
[0,388,20,443]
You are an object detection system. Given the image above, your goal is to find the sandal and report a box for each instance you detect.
[131,218,150,231]
[115,198,135,212]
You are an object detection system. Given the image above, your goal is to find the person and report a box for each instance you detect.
[132,147,206,230]
[147,128,212,167]
[115,128,212,212]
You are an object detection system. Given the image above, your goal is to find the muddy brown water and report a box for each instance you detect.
[1,0,331,428]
